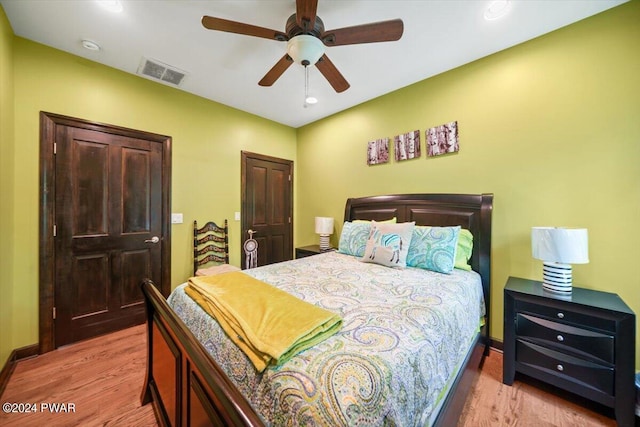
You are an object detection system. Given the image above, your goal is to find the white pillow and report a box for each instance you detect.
[361,221,415,268]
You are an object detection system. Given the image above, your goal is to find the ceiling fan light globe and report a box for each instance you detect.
[287,35,325,66]
[305,96,318,105]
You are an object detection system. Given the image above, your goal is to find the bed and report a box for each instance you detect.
[141,193,493,426]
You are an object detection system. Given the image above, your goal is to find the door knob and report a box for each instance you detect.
[145,236,160,244]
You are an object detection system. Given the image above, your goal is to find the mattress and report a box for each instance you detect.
[168,251,485,426]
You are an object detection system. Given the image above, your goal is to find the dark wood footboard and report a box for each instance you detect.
[140,193,492,426]
[141,278,486,427]
[140,278,264,426]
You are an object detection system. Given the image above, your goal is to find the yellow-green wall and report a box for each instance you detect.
[0,5,15,367]
[2,1,638,372]
[7,36,296,352]
[296,1,640,368]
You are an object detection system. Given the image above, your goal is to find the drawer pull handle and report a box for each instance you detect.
[557,335,564,342]
[556,364,564,372]
[557,312,564,319]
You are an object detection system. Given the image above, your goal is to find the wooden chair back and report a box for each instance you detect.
[193,220,230,276]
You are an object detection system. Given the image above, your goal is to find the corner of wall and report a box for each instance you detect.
[0,3,16,366]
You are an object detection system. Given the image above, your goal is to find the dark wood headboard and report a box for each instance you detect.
[344,193,493,338]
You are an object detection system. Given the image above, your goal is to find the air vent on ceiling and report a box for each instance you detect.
[137,57,187,86]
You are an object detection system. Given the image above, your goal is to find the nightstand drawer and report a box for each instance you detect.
[516,313,614,364]
[516,340,614,395]
[515,299,616,333]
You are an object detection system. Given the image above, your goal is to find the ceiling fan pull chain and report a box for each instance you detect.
[304,66,318,107]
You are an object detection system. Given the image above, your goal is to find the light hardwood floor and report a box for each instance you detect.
[0,325,156,427]
[0,325,621,426]
[459,350,617,427]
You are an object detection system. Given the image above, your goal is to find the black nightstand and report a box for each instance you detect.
[295,244,333,259]
[503,276,636,426]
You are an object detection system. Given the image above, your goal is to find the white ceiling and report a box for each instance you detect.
[1,0,627,128]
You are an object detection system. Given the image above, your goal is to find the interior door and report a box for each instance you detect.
[241,151,293,269]
[39,113,171,351]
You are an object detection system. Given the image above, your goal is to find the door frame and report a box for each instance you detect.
[240,151,293,269]
[38,112,172,353]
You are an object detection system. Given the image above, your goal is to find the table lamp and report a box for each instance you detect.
[315,217,334,251]
[531,227,589,294]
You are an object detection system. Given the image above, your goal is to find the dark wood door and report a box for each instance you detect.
[53,126,163,346]
[241,151,293,269]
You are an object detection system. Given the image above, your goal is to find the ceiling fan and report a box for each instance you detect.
[201,0,404,93]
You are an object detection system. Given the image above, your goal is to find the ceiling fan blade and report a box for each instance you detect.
[259,54,294,87]
[202,16,288,41]
[321,19,404,46]
[315,54,350,93]
[296,0,318,31]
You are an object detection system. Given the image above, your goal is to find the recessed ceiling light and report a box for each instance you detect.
[484,0,511,21]
[97,0,123,13]
[81,39,101,51]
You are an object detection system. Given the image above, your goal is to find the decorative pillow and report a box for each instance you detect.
[361,221,415,268]
[338,221,372,257]
[406,226,461,274]
[454,229,473,271]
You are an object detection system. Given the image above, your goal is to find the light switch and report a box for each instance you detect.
[171,213,183,224]
[234,212,241,221]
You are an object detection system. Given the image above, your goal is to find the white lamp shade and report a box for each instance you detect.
[531,227,589,264]
[287,35,325,66]
[315,217,334,235]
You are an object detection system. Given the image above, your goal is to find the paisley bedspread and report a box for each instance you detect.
[168,251,485,426]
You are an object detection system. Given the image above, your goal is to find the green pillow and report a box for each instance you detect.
[454,229,473,271]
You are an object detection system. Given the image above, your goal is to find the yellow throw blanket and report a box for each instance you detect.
[185,272,342,372]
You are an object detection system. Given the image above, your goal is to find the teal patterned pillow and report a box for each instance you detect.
[338,222,371,257]
[406,226,461,274]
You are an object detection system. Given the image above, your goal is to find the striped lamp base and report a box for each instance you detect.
[319,235,330,251]
[542,262,573,294]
